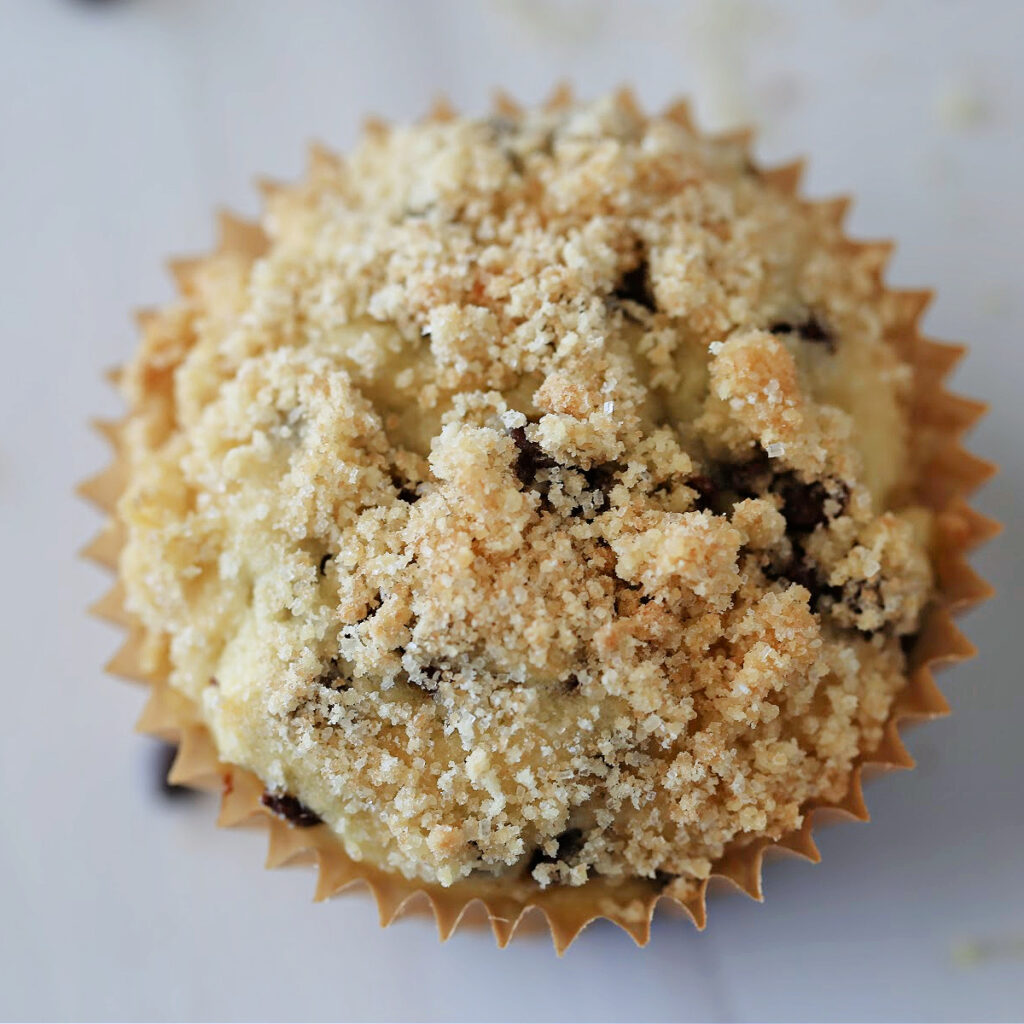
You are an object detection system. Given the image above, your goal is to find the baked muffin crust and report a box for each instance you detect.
[119,93,932,896]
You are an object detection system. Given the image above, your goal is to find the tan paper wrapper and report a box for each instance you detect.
[80,90,999,953]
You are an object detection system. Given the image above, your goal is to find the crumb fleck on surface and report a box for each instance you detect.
[118,94,933,894]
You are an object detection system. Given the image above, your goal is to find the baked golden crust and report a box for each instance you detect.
[117,93,935,898]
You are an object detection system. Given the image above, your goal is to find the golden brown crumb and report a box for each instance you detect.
[118,94,933,894]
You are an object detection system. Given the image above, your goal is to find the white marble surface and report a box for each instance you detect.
[1,1,1021,1020]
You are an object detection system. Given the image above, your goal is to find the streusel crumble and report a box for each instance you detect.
[118,93,933,899]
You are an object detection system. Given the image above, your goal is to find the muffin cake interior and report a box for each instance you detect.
[118,94,933,896]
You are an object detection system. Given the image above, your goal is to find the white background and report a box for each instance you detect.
[1,1,1021,1021]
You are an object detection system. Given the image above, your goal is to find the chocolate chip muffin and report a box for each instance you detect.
[112,90,967,922]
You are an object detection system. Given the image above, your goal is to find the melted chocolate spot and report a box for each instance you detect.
[318,553,332,576]
[526,827,586,876]
[564,674,581,693]
[613,258,656,313]
[900,632,918,656]
[510,425,556,486]
[770,315,835,352]
[261,791,322,828]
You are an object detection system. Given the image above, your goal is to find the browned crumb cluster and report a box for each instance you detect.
[118,93,933,895]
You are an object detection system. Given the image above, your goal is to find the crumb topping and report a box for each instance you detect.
[118,94,933,894]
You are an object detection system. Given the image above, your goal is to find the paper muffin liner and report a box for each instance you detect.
[80,88,999,953]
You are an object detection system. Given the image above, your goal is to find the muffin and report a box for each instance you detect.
[84,88,995,950]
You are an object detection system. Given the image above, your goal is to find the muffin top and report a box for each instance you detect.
[119,92,932,894]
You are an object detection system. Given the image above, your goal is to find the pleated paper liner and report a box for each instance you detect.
[80,88,999,954]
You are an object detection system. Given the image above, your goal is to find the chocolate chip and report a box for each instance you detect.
[316,657,350,691]
[707,456,850,536]
[721,451,773,497]
[564,674,581,692]
[777,555,819,594]
[526,826,586,876]
[261,791,322,828]
[612,258,656,313]
[770,315,835,352]
[318,553,332,575]
[555,826,584,860]
[392,475,419,503]
[900,632,918,656]
[799,316,831,344]
[509,425,556,487]
[767,552,839,612]
[687,474,718,511]
[582,462,617,495]
[653,869,678,891]
[778,476,829,532]
[777,474,847,532]
[573,462,619,515]
[153,742,196,800]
